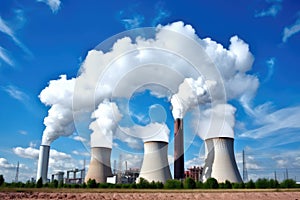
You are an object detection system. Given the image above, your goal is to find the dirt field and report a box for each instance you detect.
[0,190,299,200]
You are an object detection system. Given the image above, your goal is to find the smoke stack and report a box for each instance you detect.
[36,145,50,183]
[202,137,242,183]
[85,147,113,183]
[138,141,171,183]
[174,118,184,179]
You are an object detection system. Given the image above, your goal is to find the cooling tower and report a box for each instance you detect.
[174,118,184,179]
[85,147,113,183]
[36,145,50,183]
[202,137,242,183]
[138,141,172,183]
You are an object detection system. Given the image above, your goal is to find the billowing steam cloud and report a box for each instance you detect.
[119,122,170,144]
[89,99,122,148]
[171,77,216,119]
[39,21,259,146]
[39,75,76,145]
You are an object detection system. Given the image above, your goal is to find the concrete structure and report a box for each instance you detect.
[85,147,113,183]
[185,166,203,182]
[36,145,50,183]
[66,168,85,184]
[138,141,172,183]
[174,118,184,179]
[51,171,64,183]
[202,137,242,183]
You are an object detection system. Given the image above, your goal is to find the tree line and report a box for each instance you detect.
[0,175,299,189]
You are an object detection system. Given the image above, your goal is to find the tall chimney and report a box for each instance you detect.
[36,145,50,183]
[174,118,184,179]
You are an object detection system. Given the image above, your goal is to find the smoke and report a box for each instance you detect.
[39,75,76,145]
[39,21,259,145]
[196,104,237,139]
[119,122,170,143]
[170,77,216,119]
[89,99,122,148]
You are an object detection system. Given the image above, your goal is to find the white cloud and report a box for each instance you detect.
[121,15,144,30]
[13,146,39,159]
[240,106,300,139]
[0,16,31,56]
[0,158,16,170]
[37,0,62,13]
[72,150,90,157]
[264,57,275,82]
[282,17,300,43]
[151,1,171,26]
[0,46,14,66]
[72,136,87,143]
[255,4,281,18]
[18,130,28,135]
[2,85,29,102]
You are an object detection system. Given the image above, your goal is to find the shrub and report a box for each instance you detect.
[280,179,296,188]
[245,180,255,189]
[36,177,43,188]
[204,178,219,189]
[164,179,182,189]
[0,175,4,186]
[269,179,279,188]
[196,181,204,189]
[184,178,196,189]
[86,179,98,188]
[232,182,245,189]
[255,178,269,189]
[137,177,150,189]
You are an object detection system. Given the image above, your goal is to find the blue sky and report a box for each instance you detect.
[0,0,300,183]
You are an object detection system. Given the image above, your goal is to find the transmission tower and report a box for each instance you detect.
[242,150,248,182]
[15,161,19,182]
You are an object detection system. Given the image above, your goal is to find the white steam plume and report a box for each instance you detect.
[170,77,216,119]
[39,21,259,145]
[119,122,170,143]
[39,75,76,145]
[89,99,122,148]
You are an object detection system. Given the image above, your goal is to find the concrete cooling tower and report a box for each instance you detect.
[174,118,184,180]
[138,141,172,183]
[36,145,50,183]
[85,147,113,183]
[202,137,242,183]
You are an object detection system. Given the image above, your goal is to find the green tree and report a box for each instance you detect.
[137,177,150,189]
[164,179,182,189]
[280,179,296,188]
[86,179,98,188]
[224,180,232,189]
[255,178,269,189]
[36,177,43,188]
[204,178,219,189]
[245,180,255,189]
[184,178,196,189]
[196,181,204,189]
[269,179,279,188]
[0,175,4,186]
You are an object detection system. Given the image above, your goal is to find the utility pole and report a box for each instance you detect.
[286,168,289,180]
[15,161,19,182]
[274,170,277,181]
